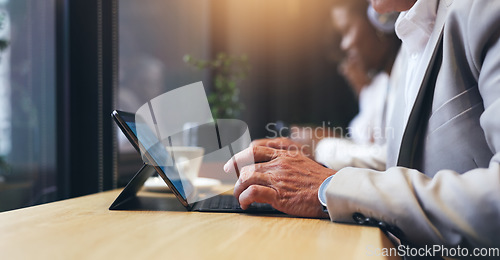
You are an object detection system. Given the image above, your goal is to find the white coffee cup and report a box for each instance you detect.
[165,146,204,182]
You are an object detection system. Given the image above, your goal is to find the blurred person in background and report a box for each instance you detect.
[315,0,401,170]
[259,0,401,171]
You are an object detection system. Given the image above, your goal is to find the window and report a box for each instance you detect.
[0,0,119,212]
[117,0,210,185]
[0,0,57,211]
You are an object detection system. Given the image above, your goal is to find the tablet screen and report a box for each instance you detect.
[114,111,192,201]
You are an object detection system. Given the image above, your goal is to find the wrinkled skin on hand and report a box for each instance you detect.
[224,145,336,218]
[250,137,314,159]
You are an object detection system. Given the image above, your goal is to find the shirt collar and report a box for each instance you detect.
[395,0,438,55]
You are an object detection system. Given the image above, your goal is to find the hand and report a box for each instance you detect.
[224,145,336,218]
[251,137,314,159]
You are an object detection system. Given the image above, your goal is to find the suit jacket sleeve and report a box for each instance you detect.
[324,1,500,248]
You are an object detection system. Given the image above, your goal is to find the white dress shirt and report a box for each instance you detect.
[315,72,389,171]
[349,72,390,146]
[395,0,438,120]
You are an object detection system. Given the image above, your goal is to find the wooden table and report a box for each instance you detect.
[0,189,399,259]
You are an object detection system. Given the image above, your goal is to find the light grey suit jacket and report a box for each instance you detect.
[325,0,500,248]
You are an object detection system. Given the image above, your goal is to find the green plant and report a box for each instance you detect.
[184,53,250,119]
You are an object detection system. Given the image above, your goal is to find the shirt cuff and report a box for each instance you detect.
[318,175,334,211]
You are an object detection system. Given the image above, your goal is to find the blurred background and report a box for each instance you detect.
[118,0,357,136]
[0,0,358,212]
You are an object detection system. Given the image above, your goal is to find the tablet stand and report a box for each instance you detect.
[109,164,156,210]
[109,163,185,212]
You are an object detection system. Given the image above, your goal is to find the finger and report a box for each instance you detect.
[223,146,279,173]
[233,166,273,199]
[238,185,277,210]
[251,138,284,149]
[266,140,291,150]
[250,138,272,147]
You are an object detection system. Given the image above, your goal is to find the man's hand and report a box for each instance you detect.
[251,137,314,159]
[224,145,336,218]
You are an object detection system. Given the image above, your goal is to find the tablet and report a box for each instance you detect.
[112,110,193,207]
